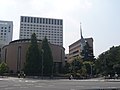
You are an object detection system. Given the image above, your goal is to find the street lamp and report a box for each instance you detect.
[41,49,44,79]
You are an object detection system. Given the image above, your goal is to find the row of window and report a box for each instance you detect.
[21,16,63,25]
[0,39,6,41]
[20,35,62,40]
[1,36,6,38]
[1,33,6,35]
[20,32,62,36]
[0,30,7,32]
[0,30,10,33]
[20,30,62,34]
[21,24,62,28]
[20,34,62,39]
[20,27,62,31]
[21,27,62,30]
[20,36,62,45]
[0,26,11,29]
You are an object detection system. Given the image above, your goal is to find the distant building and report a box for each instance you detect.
[65,54,69,62]
[19,16,63,46]
[69,38,94,61]
[69,24,94,61]
[0,20,13,60]
[2,39,65,73]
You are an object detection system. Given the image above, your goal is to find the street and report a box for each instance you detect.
[0,77,120,90]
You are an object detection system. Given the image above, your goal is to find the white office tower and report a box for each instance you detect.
[0,20,13,59]
[19,16,63,46]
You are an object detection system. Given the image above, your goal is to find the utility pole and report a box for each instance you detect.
[90,65,93,78]
[41,49,44,79]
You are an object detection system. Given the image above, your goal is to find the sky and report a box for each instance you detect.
[0,0,120,58]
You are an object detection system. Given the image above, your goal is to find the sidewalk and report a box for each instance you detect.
[104,79,120,82]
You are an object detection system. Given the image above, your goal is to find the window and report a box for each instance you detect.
[31,17,33,23]
[21,16,23,22]
[1,27,3,29]
[43,18,45,24]
[25,17,27,22]
[40,18,42,23]
[46,19,48,24]
[4,33,6,35]
[37,18,39,23]
[5,27,7,29]
[57,20,59,25]
[52,19,54,24]
[49,19,51,24]
[55,19,56,25]
[34,18,36,23]
[60,20,63,25]
[28,17,30,23]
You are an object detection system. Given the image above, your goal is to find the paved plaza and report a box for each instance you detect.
[0,77,120,90]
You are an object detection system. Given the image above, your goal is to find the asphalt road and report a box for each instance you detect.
[0,77,120,90]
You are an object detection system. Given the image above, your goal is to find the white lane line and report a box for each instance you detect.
[70,89,76,90]
[20,87,29,89]
[25,80,37,83]
[0,85,8,88]
[5,87,15,90]
[48,85,54,87]
[76,85,84,88]
[13,84,21,87]
[35,85,43,87]
[26,83,34,86]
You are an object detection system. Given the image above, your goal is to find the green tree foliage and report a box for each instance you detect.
[64,56,95,78]
[83,61,92,75]
[71,57,83,73]
[96,46,120,76]
[0,62,8,75]
[24,33,41,75]
[41,37,53,76]
[62,61,71,74]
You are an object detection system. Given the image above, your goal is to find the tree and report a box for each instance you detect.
[62,61,71,74]
[41,37,53,76]
[95,45,120,76]
[24,33,42,75]
[83,61,95,77]
[0,62,8,76]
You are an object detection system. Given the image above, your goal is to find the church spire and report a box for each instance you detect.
[80,22,86,51]
[80,22,84,41]
[80,22,83,38]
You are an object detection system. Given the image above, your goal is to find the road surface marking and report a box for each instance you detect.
[5,87,15,90]
[13,84,21,87]
[70,89,76,90]
[35,85,43,87]
[20,87,28,89]
[0,85,8,88]
[26,83,34,86]
[48,85,54,86]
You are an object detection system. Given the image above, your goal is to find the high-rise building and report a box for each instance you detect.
[19,16,63,46]
[0,20,13,59]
